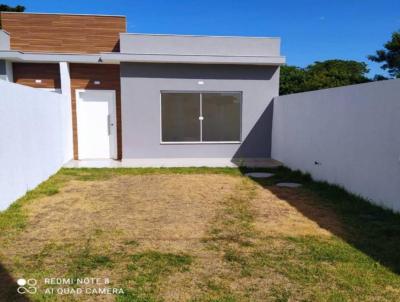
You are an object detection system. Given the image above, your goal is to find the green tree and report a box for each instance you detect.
[279,65,307,95]
[305,60,370,90]
[0,4,25,28]
[280,60,370,95]
[368,30,400,78]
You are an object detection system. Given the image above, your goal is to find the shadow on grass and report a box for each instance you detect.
[0,263,31,301]
[239,166,400,275]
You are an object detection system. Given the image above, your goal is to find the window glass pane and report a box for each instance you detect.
[202,93,241,141]
[161,93,200,142]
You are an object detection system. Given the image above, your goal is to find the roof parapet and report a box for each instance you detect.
[120,33,282,57]
[0,30,10,51]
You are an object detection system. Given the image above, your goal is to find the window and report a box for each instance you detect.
[161,92,241,143]
[161,93,200,142]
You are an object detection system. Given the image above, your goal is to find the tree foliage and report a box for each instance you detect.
[368,30,400,78]
[0,4,25,11]
[280,60,371,95]
[0,4,25,28]
[279,65,308,95]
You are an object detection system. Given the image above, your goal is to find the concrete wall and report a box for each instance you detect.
[121,63,280,165]
[0,80,73,211]
[120,34,280,56]
[272,79,400,211]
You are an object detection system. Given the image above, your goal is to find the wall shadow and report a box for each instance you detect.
[232,100,274,160]
[239,167,400,275]
[0,263,31,301]
[112,40,120,52]
[12,63,61,88]
[121,63,276,80]
[0,60,6,75]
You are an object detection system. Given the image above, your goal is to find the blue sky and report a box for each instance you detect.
[3,0,399,76]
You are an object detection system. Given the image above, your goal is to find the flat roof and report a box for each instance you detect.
[120,33,282,58]
[121,33,280,40]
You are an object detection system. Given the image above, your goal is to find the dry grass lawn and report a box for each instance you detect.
[0,168,399,301]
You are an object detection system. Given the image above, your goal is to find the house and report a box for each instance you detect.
[0,12,285,167]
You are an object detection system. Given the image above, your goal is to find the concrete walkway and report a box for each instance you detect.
[63,158,282,168]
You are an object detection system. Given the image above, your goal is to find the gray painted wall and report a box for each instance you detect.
[0,30,10,51]
[120,34,280,57]
[121,63,279,160]
[272,79,400,212]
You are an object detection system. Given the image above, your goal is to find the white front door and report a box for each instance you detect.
[76,90,117,159]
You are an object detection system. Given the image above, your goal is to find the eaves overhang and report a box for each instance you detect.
[0,50,102,63]
[0,50,286,66]
[100,52,286,66]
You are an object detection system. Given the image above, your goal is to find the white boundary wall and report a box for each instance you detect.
[0,81,73,210]
[272,79,400,212]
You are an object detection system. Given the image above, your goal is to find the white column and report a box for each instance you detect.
[59,62,74,161]
[0,60,13,81]
[59,62,71,98]
[1,30,13,82]
[5,61,13,82]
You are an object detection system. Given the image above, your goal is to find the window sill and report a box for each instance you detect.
[160,141,241,145]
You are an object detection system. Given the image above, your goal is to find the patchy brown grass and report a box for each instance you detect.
[21,174,238,252]
[250,185,344,237]
[0,168,399,301]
